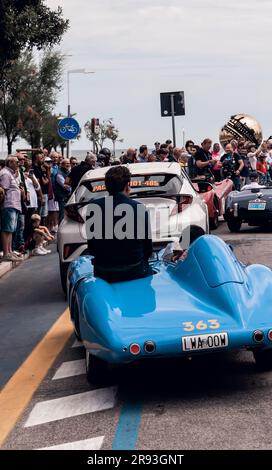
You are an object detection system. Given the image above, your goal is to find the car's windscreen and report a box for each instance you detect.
[76,174,183,202]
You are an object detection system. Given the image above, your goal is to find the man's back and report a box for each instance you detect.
[87,192,152,268]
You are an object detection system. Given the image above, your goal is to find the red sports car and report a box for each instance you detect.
[192,178,234,229]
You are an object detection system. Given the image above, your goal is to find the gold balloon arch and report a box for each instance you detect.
[219,114,263,148]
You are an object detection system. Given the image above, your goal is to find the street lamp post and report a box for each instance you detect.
[66,69,95,158]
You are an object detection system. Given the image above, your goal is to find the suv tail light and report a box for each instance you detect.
[171,195,193,216]
[65,204,84,223]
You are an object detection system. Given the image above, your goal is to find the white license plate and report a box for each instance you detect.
[182,332,228,351]
[248,202,266,210]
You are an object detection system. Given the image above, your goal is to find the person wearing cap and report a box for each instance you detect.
[241,171,266,191]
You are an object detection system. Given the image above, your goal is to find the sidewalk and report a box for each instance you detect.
[0,252,30,280]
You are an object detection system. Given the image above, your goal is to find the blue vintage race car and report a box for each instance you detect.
[67,235,272,384]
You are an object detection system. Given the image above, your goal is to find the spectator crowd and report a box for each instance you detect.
[1,136,272,263]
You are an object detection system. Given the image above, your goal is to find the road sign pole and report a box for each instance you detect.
[170,94,176,147]
[66,104,71,158]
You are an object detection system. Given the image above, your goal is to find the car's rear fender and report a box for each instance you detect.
[67,256,93,296]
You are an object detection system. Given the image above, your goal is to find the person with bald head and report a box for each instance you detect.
[54,159,72,222]
[65,152,97,193]
[122,149,137,164]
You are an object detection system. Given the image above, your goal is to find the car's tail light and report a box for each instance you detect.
[171,195,193,216]
[65,204,84,223]
[144,341,156,353]
[268,330,272,341]
[63,243,84,260]
[253,330,264,343]
[129,343,141,355]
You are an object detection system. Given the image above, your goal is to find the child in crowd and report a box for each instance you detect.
[25,214,54,256]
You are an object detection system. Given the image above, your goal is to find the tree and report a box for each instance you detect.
[21,50,64,148]
[105,120,124,156]
[84,118,123,154]
[0,50,64,152]
[0,51,36,153]
[40,114,66,153]
[0,0,69,73]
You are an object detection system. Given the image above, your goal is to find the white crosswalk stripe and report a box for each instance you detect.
[24,386,117,427]
[52,359,85,380]
[37,436,104,450]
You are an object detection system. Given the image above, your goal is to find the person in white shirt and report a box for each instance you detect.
[247,145,258,171]
[24,161,41,240]
[241,171,266,191]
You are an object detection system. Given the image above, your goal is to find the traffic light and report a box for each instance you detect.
[91,118,100,134]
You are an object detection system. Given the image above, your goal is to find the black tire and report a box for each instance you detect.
[209,199,219,230]
[189,226,205,244]
[59,260,69,295]
[227,218,242,233]
[85,350,109,385]
[253,349,272,371]
[69,292,82,341]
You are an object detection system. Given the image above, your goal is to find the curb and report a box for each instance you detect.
[0,252,30,280]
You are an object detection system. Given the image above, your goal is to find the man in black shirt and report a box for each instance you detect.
[220,143,244,190]
[194,138,216,177]
[66,153,97,192]
[87,166,153,282]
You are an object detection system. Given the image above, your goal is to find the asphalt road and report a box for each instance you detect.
[2,221,272,450]
[0,245,66,389]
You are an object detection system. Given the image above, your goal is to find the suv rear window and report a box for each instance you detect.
[76,174,183,202]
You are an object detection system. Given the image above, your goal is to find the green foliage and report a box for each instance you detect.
[0,50,64,152]
[41,114,67,152]
[0,0,69,72]
[84,118,123,154]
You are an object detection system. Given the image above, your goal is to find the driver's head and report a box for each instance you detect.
[249,171,259,182]
[105,166,131,195]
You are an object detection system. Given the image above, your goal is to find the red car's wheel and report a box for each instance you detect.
[209,198,220,230]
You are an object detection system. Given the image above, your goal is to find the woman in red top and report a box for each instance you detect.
[256,153,269,185]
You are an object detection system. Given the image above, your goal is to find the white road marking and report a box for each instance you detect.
[72,339,82,348]
[37,436,104,450]
[52,359,85,380]
[24,386,117,427]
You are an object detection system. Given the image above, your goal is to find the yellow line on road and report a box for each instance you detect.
[0,308,73,447]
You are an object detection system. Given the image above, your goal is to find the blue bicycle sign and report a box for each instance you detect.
[58,117,80,140]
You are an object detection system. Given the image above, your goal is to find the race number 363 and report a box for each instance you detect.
[182,320,220,332]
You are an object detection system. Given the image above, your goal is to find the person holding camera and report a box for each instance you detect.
[220,143,244,191]
[194,138,217,179]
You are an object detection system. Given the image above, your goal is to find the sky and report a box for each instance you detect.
[8,0,272,153]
